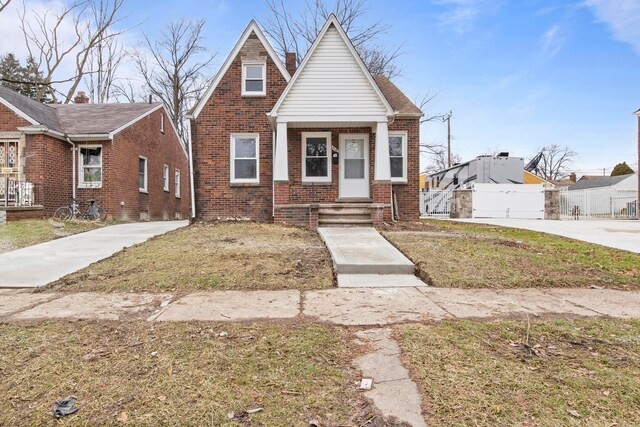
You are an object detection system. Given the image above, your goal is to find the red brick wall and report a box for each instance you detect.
[390,118,420,220]
[0,103,30,129]
[190,33,289,221]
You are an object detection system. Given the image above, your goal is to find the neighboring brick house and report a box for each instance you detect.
[0,85,190,221]
[188,15,423,228]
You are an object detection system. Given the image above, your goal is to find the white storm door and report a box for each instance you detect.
[339,134,369,198]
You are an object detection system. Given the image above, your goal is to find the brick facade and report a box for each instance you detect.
[1,103,189,221]
[191,31,420,227]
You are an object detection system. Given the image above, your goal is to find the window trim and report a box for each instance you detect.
[175,169,181,198]
[230,133,260,184]
[389,131,408,183]
[162,164,169,192]
[138,156,148,193]
[78,145,103,189]
[241,61,266,97]
[301,131,332,183]
[160,113,165,134]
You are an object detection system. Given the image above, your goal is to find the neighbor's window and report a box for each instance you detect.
[175,169,181,197]
[160,113,165,133]
[163,164,169,191]
[242,61,266,96]
[230,133,259,183]
[79,146,102,188]
[139,157,148,192]
[302,132,331,182]
[389,131,408,182]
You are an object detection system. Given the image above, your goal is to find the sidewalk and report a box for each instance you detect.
[0,221,188,288]
[2,287,639,325]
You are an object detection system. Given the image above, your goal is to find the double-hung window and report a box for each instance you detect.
[389,131,408,183]
[139,157,148,192]
[230,133,259,183]
[78,146,102,188]
[160,113,165,133]
[242,61,266,96]
[302,132,331,182]
[175,169,181,197]
[162,164,169,191]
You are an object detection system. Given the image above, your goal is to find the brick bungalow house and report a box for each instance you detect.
[0,86,190,221]
[188,15,423,228]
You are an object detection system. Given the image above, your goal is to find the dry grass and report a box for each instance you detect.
[0,321,356,426]
[397,319,640,427]
[48,222,334,292]
[0,219,104,255]
[383,220,640,289]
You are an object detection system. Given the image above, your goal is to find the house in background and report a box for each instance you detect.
[524,170,554,188]
[188,15,422,228]
[0,86,190,221]
[568,173,637,193]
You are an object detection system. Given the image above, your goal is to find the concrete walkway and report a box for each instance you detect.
[453,218,640,253]
[0,221,188,288]
[318,227,425,288]
[2,287,639,324]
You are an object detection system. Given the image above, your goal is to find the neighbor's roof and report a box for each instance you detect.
[373,75,423,116]
[568,174,634,190]
[50,103,163,135]
[0,85,165,138]
[0,85,62,131]
[551,179,575,187]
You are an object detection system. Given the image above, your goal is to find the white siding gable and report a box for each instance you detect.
[276,25,389,120]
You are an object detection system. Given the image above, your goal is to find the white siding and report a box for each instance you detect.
[277,26,388,119]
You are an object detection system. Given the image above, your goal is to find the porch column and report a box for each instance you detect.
[374,121,390,181]
[274,121,288,181]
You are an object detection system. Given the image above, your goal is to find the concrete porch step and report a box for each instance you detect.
[319,218,373,227]
[319,207,371,215]
[337,274,426,288]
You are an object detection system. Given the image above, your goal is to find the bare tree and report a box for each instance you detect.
[83,34,125,103]
[423,147,461,174]
[111,78,145,103]
[416,94,458,173]
[129,18,215,143]
[18,0,126,103]
[534,144,577,181]
[0,0,12,14]
[264,0,402,78]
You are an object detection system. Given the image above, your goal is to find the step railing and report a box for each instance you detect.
[0,178,37,207]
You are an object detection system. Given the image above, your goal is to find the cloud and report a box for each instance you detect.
[541,24,565,58]
[584,0,640,55]
[433,0,505,35]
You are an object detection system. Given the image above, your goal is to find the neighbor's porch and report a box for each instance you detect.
[272,120,396,228]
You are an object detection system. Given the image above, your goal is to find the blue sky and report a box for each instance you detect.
[2,0,639,174]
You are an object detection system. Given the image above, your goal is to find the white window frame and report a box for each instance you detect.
[139,156,148,193]
[230,133,260,184]
[78,145,103,188]
[160,113,165,134]
[162,164,169,192]
[241,61,266,97]
[301,132,332,183]
[175,169,181,198]
[389,131,408,183]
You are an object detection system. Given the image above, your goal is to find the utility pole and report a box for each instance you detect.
[443,111,453,167]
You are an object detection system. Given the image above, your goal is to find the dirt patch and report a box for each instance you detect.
[47,222,335,293]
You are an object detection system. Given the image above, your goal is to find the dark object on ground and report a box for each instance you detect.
[52,397,79,418]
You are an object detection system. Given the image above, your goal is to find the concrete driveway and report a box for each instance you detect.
[453,219,640,253]
[0,220,188,288]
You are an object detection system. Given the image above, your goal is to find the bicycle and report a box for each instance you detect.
[53,198,107,221]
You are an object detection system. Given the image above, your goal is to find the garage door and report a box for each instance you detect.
[472,184,544,219]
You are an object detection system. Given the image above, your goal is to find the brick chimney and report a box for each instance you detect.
[74,91,90,104]
[285,52,297,76]
[569,172,577,183]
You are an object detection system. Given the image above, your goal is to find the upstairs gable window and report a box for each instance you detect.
[242,61,266,96]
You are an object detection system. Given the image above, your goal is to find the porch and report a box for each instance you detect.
[0,178,43,223]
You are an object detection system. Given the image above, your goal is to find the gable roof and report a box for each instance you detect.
[187,20,290,120]
[568,174,634,190]
[0,85,174,141]
[270,14,394,120]
[0,85,62,131]
[635,108,640,115]
[373,76,422,116]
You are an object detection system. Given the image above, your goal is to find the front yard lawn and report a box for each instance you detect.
[48,222,334,292]
[397,318,640,427]
[383,220,640,289]
[0,219,104,255]
[0,321,357,426]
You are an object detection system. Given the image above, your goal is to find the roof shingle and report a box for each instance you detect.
[568,174,634,190]
[373,75,423,116]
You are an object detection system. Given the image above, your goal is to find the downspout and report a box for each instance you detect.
[65,136,76,201]
[272,129,276,218]
[187,122,196,220]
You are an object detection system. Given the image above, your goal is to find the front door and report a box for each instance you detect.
[339,134,369,199]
